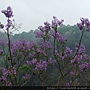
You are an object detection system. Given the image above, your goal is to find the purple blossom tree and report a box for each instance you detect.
[0,6,89,87]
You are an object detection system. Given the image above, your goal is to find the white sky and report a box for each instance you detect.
[0,0,90,33]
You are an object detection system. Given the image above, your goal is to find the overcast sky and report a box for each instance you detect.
[0,0,90,33]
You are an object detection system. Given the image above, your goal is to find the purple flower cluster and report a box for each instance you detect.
[10,67,16,75]
[71,43,86,64]
[65,47,72,55]
[1,6,15,32]
[37,16,64,33]
[1,6,13,18]
[39,41,53,50]
[36,48,46,56]
[38,22,50,32]
[35,16,64,41]
[1,67,16,76]
[34,31,44,38]
[77,23,84,30]
[11,40,33,56]
[77,18,90,31]
[27,58,56,71]
[52,16,64,28]
[6,19,13,30]
[83,54,90,60]
[35,60,47,71]
[26,58,37,65]
[60,54,65,60]
[44,22,51,31]
[71,55,82,64]
[55,50,59,56]
[80,18,90,27]
[48,57,56,65]
[0,76,6,83]
[35,21,51,39]
[0,68,12,86]
[75,43,86,54]
[28,52,35,59]
[79,62,90,71]
[52,30,67,42]
[0,67,16,85]
[29,41,36,49]
[2,68,9,76]
[60,47,72,60]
